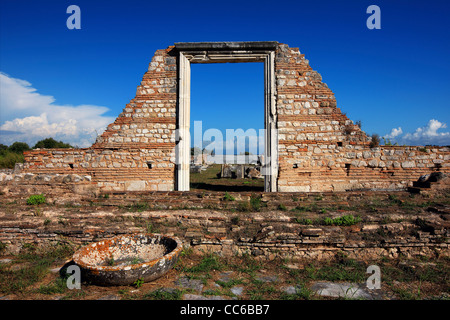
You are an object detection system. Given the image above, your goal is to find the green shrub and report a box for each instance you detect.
[223,192,235,201]
[133,278,144,288]
[236,202,250,212]
[250,194,262,211]
[333,215,361,226]
[231,216,240,225]
[296,218,313,225]
[26,194,46,205]
[322,215,361,226]
[0,151,24,168]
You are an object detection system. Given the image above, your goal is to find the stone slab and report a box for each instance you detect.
[230,286,244,296]
[311,281,384,300]
[175,276,204,293]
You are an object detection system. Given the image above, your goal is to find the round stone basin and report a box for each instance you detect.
[72,233,182,286]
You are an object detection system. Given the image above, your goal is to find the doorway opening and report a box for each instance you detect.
[189,62,264,192]
[175,42,278,192]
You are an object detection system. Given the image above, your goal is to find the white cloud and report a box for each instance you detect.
[384,127,403,139]
[0,72,115,147]
[384,119,450,146]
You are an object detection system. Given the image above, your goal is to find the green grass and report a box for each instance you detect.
[247,279,278,300]
[297,252,367,283]
[144,288,184,300]
[0,243,74,294]
[291,204,319,213]
[280,285,314,300]
[182,253,226,274]
[127,202,150,212]
[216,278,245,289]
[190,164,264,192]
[231,253,263,276]
[203,287,235,297]
[37,277,68,295]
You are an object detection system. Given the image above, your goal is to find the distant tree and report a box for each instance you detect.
[0,144,8,157]
[8,142,30,153]
[33,137,72,149]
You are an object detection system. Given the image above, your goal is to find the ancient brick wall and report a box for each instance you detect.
[22,47,178,192]
[1,202,448,261]
[22,148,173,191]
[20,42,450,192]
[274,44,450,192]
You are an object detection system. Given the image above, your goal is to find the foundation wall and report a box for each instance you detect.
[1,208,448,261]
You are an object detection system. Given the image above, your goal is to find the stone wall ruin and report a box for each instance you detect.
[18,42,450,193]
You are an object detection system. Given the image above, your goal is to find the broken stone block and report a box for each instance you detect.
[247,167,262,179]
[235,165,245,179]
[301,228,323,237]
[230,286,244,296]
[311,281,384,300]
[282,285,303,295]
[221,165,233,178]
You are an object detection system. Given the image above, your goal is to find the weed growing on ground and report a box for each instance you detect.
[321,215,361,226]
[133,278,144,288]
[250,194,262,211]
[0,243,74,294]
[223,192,235,201]
[127,203,150,212]
[182,253,226,274]
[26,194,46,205]
[144,288,184,300]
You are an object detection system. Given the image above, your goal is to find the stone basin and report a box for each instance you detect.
[72,233,183,286]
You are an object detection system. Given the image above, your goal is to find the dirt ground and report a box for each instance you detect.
[1,182,449,301]
[1,243,449,301]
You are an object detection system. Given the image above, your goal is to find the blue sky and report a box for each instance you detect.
[1,0,449,148]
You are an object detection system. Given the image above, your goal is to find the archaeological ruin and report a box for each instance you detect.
[0,42,450,270]
[14,41,449,193]
[2,44,450,302]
